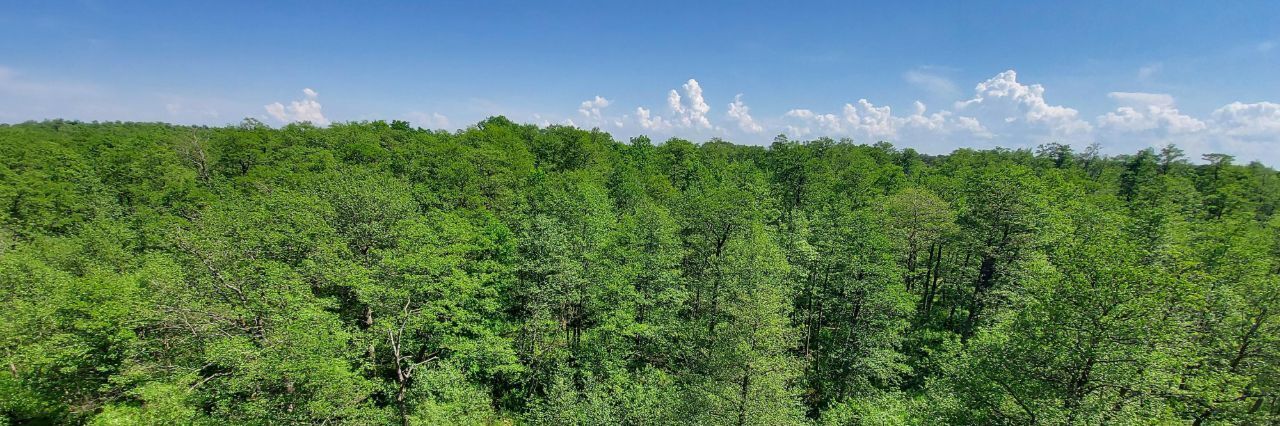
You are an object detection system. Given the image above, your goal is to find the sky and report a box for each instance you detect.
[2,1,1280,163]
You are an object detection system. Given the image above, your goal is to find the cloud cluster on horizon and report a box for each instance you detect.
[265,88,328,125]
[4,62,1280,164]
[572,70,1280,163]
[251,71,1280,164]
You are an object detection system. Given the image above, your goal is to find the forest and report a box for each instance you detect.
[1,117,1278,425]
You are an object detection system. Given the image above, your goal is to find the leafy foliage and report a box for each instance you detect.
[2,120,1278,424]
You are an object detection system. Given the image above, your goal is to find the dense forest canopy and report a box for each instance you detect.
[1,117,1278,425]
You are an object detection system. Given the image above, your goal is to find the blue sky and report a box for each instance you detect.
[2,1,1280,163]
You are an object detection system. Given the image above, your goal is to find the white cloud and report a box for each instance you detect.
[784,108,842,136]
[1203,102,1280,162]
[265,88,328,125]
[633,78,719,132]
[628,71,1274,157]
[956,70,1092,137]
[1097,92,1205,134]
[1089,94,1280,163]
[577,95,611,121]
[636,106,671,131]
[843,99,898,139]
[782,99,989,142]
[666,90,681,114]
[784,109,814,119]
[668,79,712,129]
[954,116,991,137]
[901,101,943,130]
[727,94,763,133]
[900,101,992,137]
[1212,101,1280,139]
[1258,41,1276,53]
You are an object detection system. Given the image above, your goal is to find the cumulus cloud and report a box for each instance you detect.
[577,95,611,121]
[1097,92,1205,134]
[265,88,328,125]
[783,109,840,137]
[636,106,671,131]
[1204,102,1280,161]
[585,70,1280,163]
[845,99,897,139]
[783,100,896,139]
[727,94,763,133]
[1212,101,1280,139]
[902,101,992,137]
[668,79,712,129]
[783,99,989,142]
[1087,93,1280,162]
[956,70,1092,137]
[633,78,719,132]
[954,116,991,137]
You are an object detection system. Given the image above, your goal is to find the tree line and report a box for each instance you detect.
[1,117,1277,424]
